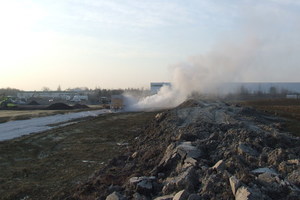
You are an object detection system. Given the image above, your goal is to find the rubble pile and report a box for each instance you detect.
[72,99,300,200]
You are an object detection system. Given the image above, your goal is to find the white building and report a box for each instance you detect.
[150,82,171,94]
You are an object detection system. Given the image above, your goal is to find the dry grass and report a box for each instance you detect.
[0,111,158,200]
[240,98,300,136]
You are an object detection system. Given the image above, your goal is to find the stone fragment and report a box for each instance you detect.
[212,160,225,171]
[229,176,240,196]
[251,168,278,175]
[106,191,124,200]
[287,159,300,165]
[136,180,153,195]
[176,142,203,159]
[257,172,280,186]
[153,195,174,200]
[184,157,197,166]
[287,170,300,187]
[158,143,180,169]
[133,193,148,200]
[175,167,197,190]
[187,193,201,200]
[129,176,156,185]
[238,143,259,157]
[267,148,286,165]
[108,185,122,193]
[173,190,189,200]
[235,186,255,200]
[162,167,197,194]
[132,151,138,159]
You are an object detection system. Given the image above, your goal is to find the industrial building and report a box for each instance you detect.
[150,82,171,94]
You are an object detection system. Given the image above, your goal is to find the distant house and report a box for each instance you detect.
[17,91,88,102]
[150,82,171,94]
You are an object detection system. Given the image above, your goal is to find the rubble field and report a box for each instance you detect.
[1,99,300,200]
[70,99,300,200]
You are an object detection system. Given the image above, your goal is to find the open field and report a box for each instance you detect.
[240,98,300,136]
[1,98,299,199]
[0,111,158,200]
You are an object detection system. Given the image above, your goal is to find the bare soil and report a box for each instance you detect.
[0,111,158,200]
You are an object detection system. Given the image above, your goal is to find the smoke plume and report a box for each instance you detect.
[125,4,300,111]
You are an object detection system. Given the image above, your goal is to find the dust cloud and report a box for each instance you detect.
[125,5,300,111]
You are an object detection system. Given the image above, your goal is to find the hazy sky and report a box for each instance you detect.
[0,0,299,90]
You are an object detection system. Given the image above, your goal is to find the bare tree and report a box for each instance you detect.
[42,87,50,92]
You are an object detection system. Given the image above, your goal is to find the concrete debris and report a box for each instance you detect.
[229,176,241,196]
[173,190,189,200]
[153,195,174,200]
[106,191,125,200]
[251,168,278,175]
[72,99,300,200]
[212,160,225,171]
[235,186,258,200]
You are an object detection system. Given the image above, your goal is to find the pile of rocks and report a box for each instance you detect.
[72,99,300,200]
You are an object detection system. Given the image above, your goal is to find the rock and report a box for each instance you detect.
[132,151,138,159]
[133,193,148,200]
[175,167,197,190]
[129,176,156,185]
[158,143,180,170]
[176,142,203,159]
[267,148,286,165]
[153,195,174,200]
[257,172,280,186]
[229,176,241,196]
[108,185,123,193]
[251,168,278,176]
[238,143,259,157]
[158,173,165,179]
[173,190,189,200]
[287,170,300,187]
[212,160,225,171]
[184,157,197,166]
[162,167,197,194]
[287,159,300,165]
[106,191,124,200]
[235,186,258,200]
[136,179,153,195]
[187,193,201,200]
[129,177,143,185]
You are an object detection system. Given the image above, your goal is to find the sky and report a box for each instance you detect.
[0,0,299,91]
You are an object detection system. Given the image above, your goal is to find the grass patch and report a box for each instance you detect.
[0,111,158,200]
[240,98,300,136]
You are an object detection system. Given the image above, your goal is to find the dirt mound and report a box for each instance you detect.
[72,104,89,109]
[27,100,40,105]
[46,103,73,110]
[71,99,300,200]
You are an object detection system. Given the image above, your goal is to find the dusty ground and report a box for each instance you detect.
[0,111,158,200]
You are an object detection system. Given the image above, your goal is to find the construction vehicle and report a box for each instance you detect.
[110,95,124,110]
[0,97,17,109]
